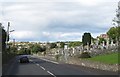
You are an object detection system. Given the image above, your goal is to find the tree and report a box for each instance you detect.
[109,1,120,44]
[98,38,106,45]
[91,37,96,44]
[60,42,65,48]
[10,46,17,53]
[41,46,46,51]
[82,32,91,47]
[68,41,82,47]
[17,47,25,54]
[107,27,117,43]
[107,26,120,44]
[32,45,42,54]
[116,26,120,41]
[18,47,31,55]
[49,43,57,49]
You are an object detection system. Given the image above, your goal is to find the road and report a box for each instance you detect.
[3,55,118,77]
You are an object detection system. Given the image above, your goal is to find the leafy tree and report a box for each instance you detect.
[28,44,35,53]
[82,32,92,46]
[25,48,31,54]
[49,43,57,49]
[68,41,82,47]
[10,46,17,53]
[32,45,42,53]
[98,38,106,45]
[107,26,120,44]
[60,42,65,48]
[91,37,96,44]
[107,27,117,43]
[116,26,120,41]
[17,46,31,55]
[41,46,46,51]
[17,47,26,54]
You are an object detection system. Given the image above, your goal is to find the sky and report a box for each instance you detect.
[0,0,119,42]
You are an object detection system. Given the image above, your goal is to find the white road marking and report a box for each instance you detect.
[30,56,57,77]
[41,58,59,64]
[47,71,56,77]
[34,62,46,70]
[40,66,46,70]
[36,64,39,66]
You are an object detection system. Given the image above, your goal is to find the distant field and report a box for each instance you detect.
[87,52,119,64]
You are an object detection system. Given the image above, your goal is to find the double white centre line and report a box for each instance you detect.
[35,63,46,70]
[40,66,46,70]
[35,63,56,77]
[40,58,59,64]
[47,71,56,77]
[36,64,39,66]
[35,63,45,70]
[30,58,56,77]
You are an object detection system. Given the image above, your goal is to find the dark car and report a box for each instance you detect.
[19,56,29,63]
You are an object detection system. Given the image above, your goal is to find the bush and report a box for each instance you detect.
[79,52,91,58]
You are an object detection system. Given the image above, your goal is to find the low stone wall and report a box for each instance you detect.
[37,54,119,72]
[66,57,119,72]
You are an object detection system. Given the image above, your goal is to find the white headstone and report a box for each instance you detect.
[64,45,68,49]
[106,38,109,49]
[72,48,75,54]
[102,41,105,47]
[111,40,113,46]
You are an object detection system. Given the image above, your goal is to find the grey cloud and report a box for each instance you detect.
[1,0,119,42]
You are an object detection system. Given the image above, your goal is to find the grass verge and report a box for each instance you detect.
[86,52,119,64]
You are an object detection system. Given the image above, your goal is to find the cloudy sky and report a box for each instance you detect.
[0,0,119,42]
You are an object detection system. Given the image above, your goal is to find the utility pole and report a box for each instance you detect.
[6,22,10,46]
[6,22,15,48]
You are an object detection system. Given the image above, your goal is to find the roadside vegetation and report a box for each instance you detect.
[86,52,119,64]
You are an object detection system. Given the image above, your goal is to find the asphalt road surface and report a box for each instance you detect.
[3,55,118,77]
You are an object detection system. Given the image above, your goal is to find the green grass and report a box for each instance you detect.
[87,52,119,64]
